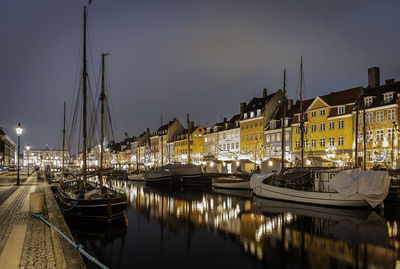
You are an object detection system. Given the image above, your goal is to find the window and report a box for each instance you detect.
[329,137,335,146]
[388,109,396,121]
[236,142,239,148]
[304,140,309,148]
[259,132,263,140]
[311,111,316,117]
[271,134,275,142]
[246,124,249,129]
[376,129,384,141]
[259,120,262,126]
[257,109,261,116]
[338,136,344,146]
[270,121,276,129]
[311,124,316,132]
[296,127,300,134]
[364,97,373,107]
[311,139,316,148]
[223,144,226,150]
[254,121,258,127]
[265,135,270,142]
[250,134,253,140]
[246,134,248,141]
[367,131,373,142]
[250,112,254,118]
[244,113,248,119]
[319,138,325,147]
[388,128,394,141]
[358,114,363,125]
[250,123,253,128]
[329,122,335,130]
[320,123,325,131]
[358,131,363,141]
[338,120,344,129]
[384,92,393,103]
[277,133,281,141]
[304,126,308,134]
[285,132,289,141]
[320,109,325,116]
[376,111,384,122]
[338,106,345,115]
[241,135,244,141]
[295,140,300,149]
[227,143,230,150]
[366,113,373,124]
[241,125,244,129]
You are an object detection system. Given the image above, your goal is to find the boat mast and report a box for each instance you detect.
[82,6,88,185]
[362,88,367,169]
[354,93,359,168]
[187,113,191,164]
[281,69,286,173]
[161,115,164,167]
[62,101,66,172]
[299,56,304,167]
[137,129,140,173]
[99,52,108,188]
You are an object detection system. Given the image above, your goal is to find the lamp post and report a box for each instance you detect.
[16,122,23,185]
[26,145,30,176]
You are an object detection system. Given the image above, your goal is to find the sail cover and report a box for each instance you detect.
[329,168,390,208]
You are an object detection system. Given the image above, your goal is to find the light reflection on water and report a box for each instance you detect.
[71,178,400,269]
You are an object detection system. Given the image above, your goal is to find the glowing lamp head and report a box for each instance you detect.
[16,122,23,136]
[268,160,273,167]
[26,145,30,151]
[306,159,311,166]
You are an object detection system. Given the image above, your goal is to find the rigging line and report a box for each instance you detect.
[104,67,117,142]
[68,76,83,156]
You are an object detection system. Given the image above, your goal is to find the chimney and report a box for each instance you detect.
[263,88,267,98]
[146,127,150,133]
[223,117,227,123]
[385,78,395,85]
[287,99,293,110]
[240,102,246,115]
[368,67,380,87]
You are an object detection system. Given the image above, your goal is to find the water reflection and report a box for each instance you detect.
[73,178,400,269]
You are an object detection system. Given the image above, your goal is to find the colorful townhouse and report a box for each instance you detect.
[239,88,282,172]
[217,114,241,173]
[354,67,400,169]
[172,122,205,164]
[292,87,361,167]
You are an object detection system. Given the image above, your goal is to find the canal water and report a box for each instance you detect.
[66,178,400,269]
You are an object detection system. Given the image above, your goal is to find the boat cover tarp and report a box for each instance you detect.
[250,173,274,190]
[329,168,390,208]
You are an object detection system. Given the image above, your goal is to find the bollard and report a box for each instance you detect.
[30,192,45,214]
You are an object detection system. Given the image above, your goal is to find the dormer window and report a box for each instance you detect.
[384,92,394,103]
[337,106,345,115]
[256,109,261,116]
[270,121,276,129]
[364,97,373,107]
[250,111,255,118]
[244,113,248,119]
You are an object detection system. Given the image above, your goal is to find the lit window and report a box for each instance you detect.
[257,109,261,116]
[311,139,316,148]
[376,129,384,141]
[244,113,248,119]
[337,106,345,115]
[364,97,373,107]
[388,109,396,121]
[384,92,393,103]
[376,111,384,122]
[250,112,255,118]
[277,133,281,141]
[270,121,276,129]
[366,113,373,124]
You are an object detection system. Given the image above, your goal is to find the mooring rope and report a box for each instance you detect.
[30,212,110,269]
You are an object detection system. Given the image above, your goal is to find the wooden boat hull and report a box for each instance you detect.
[212,180,250,189]
[253,182,369,207]
[56,182,128,222]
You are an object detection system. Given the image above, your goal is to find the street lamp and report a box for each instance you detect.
[26,144,30,176]
[16,122,23,185]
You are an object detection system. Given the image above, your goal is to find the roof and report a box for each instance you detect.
[318,86,362,106]
[240,92,277,120]
[363,81,400,109]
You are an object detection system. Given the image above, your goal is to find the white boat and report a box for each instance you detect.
[250,169,390,208]
[163,163,209,185]
[212,176,250,189]
[127,173,145,181]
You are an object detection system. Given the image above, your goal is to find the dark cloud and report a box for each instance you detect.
[1,0,399,149]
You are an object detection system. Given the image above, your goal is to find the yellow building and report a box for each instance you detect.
[173,125,205,164]
[239,89,282,172]
[292,87,362,167]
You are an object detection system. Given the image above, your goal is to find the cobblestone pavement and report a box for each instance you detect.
[0,174,86,269]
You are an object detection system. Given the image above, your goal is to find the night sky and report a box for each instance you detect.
[1,0,399,150]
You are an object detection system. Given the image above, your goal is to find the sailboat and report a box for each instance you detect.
[56,6,128,222]
[250,62,390,208]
